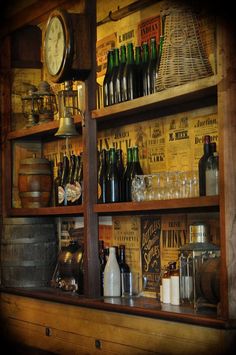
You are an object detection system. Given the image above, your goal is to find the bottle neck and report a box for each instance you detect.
[142,43,149,64]
[109,148,116,165]
[132,146,140,163]
[135,46,142,65]
[127,43,134,64]
[126,148,133,164]
[120,46,126,64]
[107,50,114,72]
[113,48,119,68]
[150,38,157,61]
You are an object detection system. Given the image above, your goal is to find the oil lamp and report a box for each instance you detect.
[21,85,39,127]
[179,222,220,312]
[36,81,58,124]
[58,80,78,118]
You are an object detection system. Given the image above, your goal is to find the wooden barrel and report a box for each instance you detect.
[18,156,52,208]
[0,217,58,287]
[198,257,220,304]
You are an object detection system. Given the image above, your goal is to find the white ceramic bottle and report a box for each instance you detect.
[103,246,121,297]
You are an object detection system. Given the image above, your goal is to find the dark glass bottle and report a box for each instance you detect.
[142,42,150,96]
[66,153,76,206]
[116,149,125,202]
[123,147,133,202]
[155,35,164,91]
[118,245,130,273]
[71,154,80,205]
[122,42,137,101]
[135,46,143,98]
[59,153,69,206]
[105,147,119,203]
[109,48,120,105]
[98,149,107,203]
[99,240,106,295]
[74,152,83,205]
[103,49,114,107]
[148,37,158,94]
[198,135,211,196]
[54,162,63,206]
[116,45,127,103]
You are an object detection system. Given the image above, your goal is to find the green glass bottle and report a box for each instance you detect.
[109,48,120,105]
[123,147,133,202]
[105,147,119,203]
[141,42,150,96]
[116,148,124,202]
[98,149,107,203]
[135,45,143,98]
[103,49,114,107]
[148,37,158,94]
[155,35,164,91]
[122,42,137,101]
[116,45,127,103]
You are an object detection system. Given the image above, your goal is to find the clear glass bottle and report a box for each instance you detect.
[103,246,121,297]
[206,151,219,196]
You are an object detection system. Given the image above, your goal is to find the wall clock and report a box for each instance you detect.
[44,9,91,83]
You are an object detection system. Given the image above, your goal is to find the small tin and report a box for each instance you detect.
[189,222,209,243]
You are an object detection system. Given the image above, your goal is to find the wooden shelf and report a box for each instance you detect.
[94,196,219,214]
[92,75,219,121]
[7,115,82,140]
[7,205,84,216]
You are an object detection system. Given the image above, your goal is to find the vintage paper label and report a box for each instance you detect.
[141,216,161,293]
[112,216,141,275]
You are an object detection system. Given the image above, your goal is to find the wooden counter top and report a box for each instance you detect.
[0,286,230,329]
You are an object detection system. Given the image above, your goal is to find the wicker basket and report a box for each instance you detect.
[156,1,213,91]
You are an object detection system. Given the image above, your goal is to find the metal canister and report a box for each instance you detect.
[189,222,209,243]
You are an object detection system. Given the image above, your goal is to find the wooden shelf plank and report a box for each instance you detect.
[94,196,219,213]
[7,205,84,216]
[92,75,219,120]
[7,115,82,140]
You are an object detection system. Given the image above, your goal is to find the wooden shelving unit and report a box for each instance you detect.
[1,1,236,341]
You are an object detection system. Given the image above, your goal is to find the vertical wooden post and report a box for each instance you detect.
[218,19,236,320]
[0,36,12,218]
[82,0,101,298]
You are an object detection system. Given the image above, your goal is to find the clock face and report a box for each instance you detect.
[45,16,65,76]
